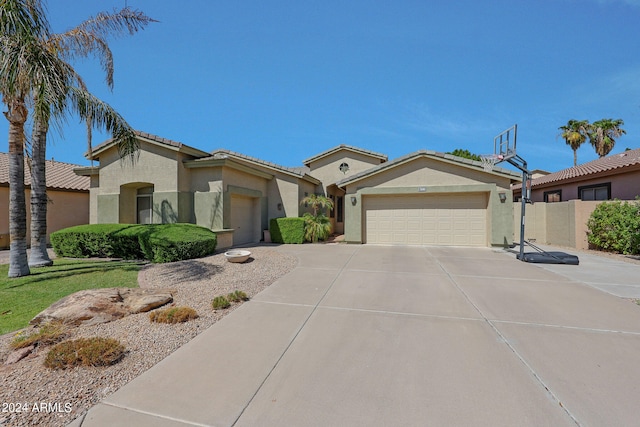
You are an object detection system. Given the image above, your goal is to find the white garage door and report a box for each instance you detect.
[364,193,487,246]
[230,195,256,246]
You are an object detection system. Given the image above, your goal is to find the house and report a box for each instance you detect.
[0,153,90,249]
[513,148,640,202]
[75,131,520,249]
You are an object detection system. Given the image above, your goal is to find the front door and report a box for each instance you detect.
[137,195,153,224]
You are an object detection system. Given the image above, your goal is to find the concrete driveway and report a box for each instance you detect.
[73,244,640,426]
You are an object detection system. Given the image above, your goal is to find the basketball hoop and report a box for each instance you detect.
[480,154,503,172]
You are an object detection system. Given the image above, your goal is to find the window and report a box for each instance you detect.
[337,196,344,223]
[329,195,335,218]
[544,190,561,203]
[578,183,610,201]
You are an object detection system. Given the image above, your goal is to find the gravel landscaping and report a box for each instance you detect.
[0,246,297,427]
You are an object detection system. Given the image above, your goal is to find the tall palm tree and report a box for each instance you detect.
[0,0,71,277]
[588,118,626,158]
[28,7,154,267]
[0,1,150,276]
[558,119,589,166]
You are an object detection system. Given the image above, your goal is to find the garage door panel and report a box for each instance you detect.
[364,194,487,246]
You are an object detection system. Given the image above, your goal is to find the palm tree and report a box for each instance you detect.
[300,194,334,242]
[559,119,589,166]
[28,7,154,267]
[0,1,150,276]
[588,118,626,158]
[0,0,70,277]
[300,194,334,216]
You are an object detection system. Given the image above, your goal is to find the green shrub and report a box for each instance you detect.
[270,217,305,244]
[44,337,125,369]
[51,224,217,263]
[212,296,231,310]
[587,200,640,255]
[227,290,249,302]
[149,306,198,323]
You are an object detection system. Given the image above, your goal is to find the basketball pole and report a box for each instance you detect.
[505,155,531,261]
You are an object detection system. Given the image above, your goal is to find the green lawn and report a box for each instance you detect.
[0,259,144,335]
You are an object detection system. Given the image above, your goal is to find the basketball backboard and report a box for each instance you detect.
[493,124,517,160]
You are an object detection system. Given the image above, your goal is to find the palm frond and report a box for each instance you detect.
[67,86,138,163]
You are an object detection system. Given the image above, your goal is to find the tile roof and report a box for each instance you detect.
[204,149,319,181]
[0,152,90,191]
[89,130,209,158]
[336,149,520,187]
[302,144,388,165]
[513,148,640,190]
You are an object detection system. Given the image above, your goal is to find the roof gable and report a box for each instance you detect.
[89,130,210,159]
[303,144,387,167]
[186,149,321,184]
[336,150,520,187]
[0,153,89,191]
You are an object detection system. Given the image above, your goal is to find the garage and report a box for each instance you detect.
[363,193,487,246]
[230,195,257,245]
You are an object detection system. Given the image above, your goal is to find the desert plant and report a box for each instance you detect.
[302,213,332,243]
[44,337,125,369]
[149,306,198,324]
[11,322,68,349]
[587,199,640,254]
[212,296,231,310]
[227,290,249,302]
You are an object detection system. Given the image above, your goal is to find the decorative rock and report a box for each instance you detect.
[30,288,174,327]
[4,344,35,365]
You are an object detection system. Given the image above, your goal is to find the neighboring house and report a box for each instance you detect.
[0,153,90,249]
[513,148,640,202]
[75,131,520,249]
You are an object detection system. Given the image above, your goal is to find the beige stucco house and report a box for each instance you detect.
[75,131,520,249]
[0,153,90,249]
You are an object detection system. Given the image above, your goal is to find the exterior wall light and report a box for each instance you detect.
[498,192,507,203]
[277,203,283,211]
[351,196,357,205]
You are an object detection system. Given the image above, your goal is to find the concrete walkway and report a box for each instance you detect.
[72,244,640,426]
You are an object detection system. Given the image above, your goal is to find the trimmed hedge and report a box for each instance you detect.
[270,217,305,244]
[51,224,217,263]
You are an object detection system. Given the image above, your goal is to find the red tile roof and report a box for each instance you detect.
[0,153,90,191]
[513,148,640,190]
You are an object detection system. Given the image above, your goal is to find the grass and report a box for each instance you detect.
[149,306,198,323]
[11,321,68,349]
[0,259,143,335]
[44,337,126,369]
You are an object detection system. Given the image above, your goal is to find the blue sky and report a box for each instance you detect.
[3,0,640,173]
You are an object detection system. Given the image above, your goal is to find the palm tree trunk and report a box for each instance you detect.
[29,118,53,267]
[4,100,31,277]
[573,149,577,167]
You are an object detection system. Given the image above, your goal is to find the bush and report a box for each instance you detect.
[44,337,125,369]
[270,217,305,244]
[149,306,199,323]
[587,200,640,255]
[227,290,249,302]
[302,213,332,243]
[51,224,217,263]
[11,322,68,349]
[212,296,231,310]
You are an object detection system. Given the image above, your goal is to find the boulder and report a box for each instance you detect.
[30,288,174,327]
[4,345,35,365]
